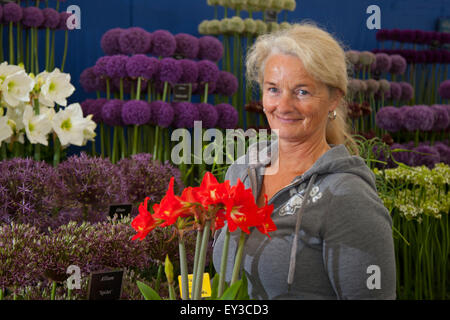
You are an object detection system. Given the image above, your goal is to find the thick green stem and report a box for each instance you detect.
[155,263,163,293]
[179,239,189,300]
[50,281,57,300]
[132,125,139,155]
[191,228,203,299]
[192,221,211,300]
[218,228,231,297]
[53,135,61,167]
[9,21,14,65]
[231,231,246,285]
[61,30,68,72]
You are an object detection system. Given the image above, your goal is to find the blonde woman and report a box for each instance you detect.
[212,22,396,300]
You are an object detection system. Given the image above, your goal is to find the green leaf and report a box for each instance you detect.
[136,281,162,300]
[219,280,242,300]
[210,273,220,300]
[236,273,250,300]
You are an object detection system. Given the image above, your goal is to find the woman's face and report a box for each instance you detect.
[262,53,339,143]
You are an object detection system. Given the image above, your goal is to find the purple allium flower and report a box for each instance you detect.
[101,28,124,55]
[430,104,450,131]
[119,27,152,55]
[438,80,450,99]
[121,100,152,125]
[41,8,60,29]
[401,105,435,131]
[197,60,220,84]
[151,29,176,57]
[117,153,183,205]
[158,58,182,85]
[172,102,200,128]
[101,99,125,126]
[106,54,129,79]
[0,223,44,290]
[150,101,174,127]
[197,36,224,62]
[434,142,450,165]
[390,82,402,100]
[80,67,99,93]
[21,7,44,28]
[414,30,426,44]
[411,145,440,168]
[3,2,23,23]
[399,82,414,101]
[215,103,238,129]
[390,54,407,75]
[365,79,380,95]
[81,99,94,117]
[373,53,392,73]
[111,76,134,95]
[54,152,127,216]
[216,71,238,96]
[143,57,160,80]
[174,33,200,59]
[58,11,71,30]
[177,59,199,84]
[126,54,149,78]
[94,56,111,77]
[0,158,59,229]
[375,106,403,132]
[195,103,219,128]
[375,30,389,42]
[90,98,108,123]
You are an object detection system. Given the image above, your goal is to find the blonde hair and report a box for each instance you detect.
[246,21,358,154]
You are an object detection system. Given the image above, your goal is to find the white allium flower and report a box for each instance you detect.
[38,68,75,108]
[22,104,53,146]
[1,70,35,107]
[0,115,14,143]
[52,103,95,147]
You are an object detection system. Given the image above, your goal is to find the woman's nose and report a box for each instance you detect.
[276,92,295,112]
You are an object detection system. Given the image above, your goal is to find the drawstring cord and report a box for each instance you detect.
[287,173,318,291]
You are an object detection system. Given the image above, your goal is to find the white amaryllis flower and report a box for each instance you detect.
[0,61,23,80]
[38,68,75,108]
[0,115,14,143]
[52,103,96,147]
[6,102,27,132]
[82,114,97,145]
[23,104,53,146]
[1,70,35,107]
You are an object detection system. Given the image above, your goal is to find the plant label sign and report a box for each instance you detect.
[88,269,124,300]
[173,84,192,102]
[109,204,132,219]
[178,273,212,299]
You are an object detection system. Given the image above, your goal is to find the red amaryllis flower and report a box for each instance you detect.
[153,177,191,227]
[224,179,263,234]
[256,195,276,238]
[131,197,159,241]
[195,172,232,209]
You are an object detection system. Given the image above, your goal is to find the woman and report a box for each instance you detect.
[212,23,396,300]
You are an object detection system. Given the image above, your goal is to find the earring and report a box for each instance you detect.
[328,110,337,120]
[263,108,266,112]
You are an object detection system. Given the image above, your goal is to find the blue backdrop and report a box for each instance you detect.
[57,0,449,104]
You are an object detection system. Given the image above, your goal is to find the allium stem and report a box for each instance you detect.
[9,22,14,64]
[61,30,68,72]
[218,228,231,297]
[136,77,142,100]
[178,239,189,300]
[0,25,4,62]
[120,127,126,159]
[192,220,211,300]
[231,230,247,285]
[50,30,56,70]
[100,123,105,158]
[45,27,50,71]
[112,127,118,164]
[191,228,203,299]
[53,135,61,167]
[132,125,139,155]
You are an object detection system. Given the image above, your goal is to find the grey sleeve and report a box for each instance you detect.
[322,177,397,300]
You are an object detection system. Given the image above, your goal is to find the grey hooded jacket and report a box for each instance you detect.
[212,142,396,300]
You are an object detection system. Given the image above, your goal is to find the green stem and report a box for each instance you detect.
[50,281,57,300]
[100,123,105,158]
[191,228,203,299]
[179,239,189,300]
[45,27,50,71]
[9,21,14,65]
[53,135,61,167]
[67,288,72,300]
[218,228,231,297]
[61,30,68,72]
[192,220,211,300]
[155,263,163,293]
[231,231,246,285]
[132,125,139,155]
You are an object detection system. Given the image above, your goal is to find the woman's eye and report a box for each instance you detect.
[297,89,309,96]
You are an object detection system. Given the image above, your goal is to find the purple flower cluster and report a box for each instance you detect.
[376,29,450,45]
[381,141,450,168]
[101,28,223,62]
[439,80,450,99]
[376,105,450,132]
[86,56,235,97]
[2,3,72,30]
[117,153,183,205]
[372,49,450,64]
[0,158,58,229]
[347,50,408,74]
[347,78,412,101]
[82,98,239,130]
